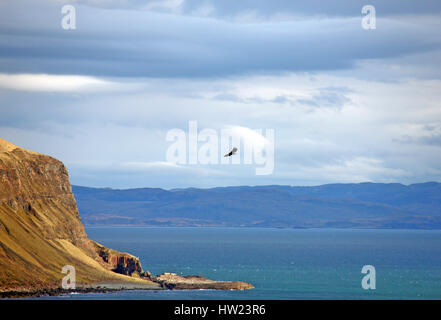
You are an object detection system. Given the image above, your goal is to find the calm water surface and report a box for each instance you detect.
[37,227,441,299]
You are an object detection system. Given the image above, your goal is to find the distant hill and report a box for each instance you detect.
[72,182,441,229]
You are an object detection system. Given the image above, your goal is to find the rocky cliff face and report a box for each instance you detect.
[0,138,253,294]
[0,138,151,291]
[93,241,148,277]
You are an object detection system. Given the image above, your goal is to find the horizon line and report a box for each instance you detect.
[71,181,441,192]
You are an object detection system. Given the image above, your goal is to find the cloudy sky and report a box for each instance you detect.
[1,0,441,189]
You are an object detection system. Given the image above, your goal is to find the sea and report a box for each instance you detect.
[35,227,441,300]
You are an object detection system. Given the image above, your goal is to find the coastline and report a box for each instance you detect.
[1,275,254,299]
[1,279,166,299]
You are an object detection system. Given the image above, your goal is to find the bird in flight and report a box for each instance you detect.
[224,147,238,157]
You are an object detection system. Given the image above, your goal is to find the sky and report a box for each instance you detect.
[0,0,441,189]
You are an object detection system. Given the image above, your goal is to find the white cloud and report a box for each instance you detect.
[142,0,184,13]
[122,161,181,169]
[312,157,410,182]
[0,73,116,92]
[229,125,268,152]
[1,67,441,188]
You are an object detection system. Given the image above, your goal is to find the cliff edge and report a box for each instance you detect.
[0,138,155,292]
[0,138,253,294]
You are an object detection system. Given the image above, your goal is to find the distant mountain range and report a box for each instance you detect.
[72,182,441,229]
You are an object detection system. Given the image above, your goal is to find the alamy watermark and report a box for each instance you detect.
[361,265,376,290]
[165,121,275,175]
[61,5,76,30]
[61,265,76,289]
[361,5,376,30]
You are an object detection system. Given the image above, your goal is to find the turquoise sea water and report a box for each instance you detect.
[40,227,441,299]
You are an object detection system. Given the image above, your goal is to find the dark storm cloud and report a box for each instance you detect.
[0,0,440,78]
[63,0,441,17]
[1,1,441,188]
[184,0,441,17]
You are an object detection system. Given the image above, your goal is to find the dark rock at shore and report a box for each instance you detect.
[154,273,254,290]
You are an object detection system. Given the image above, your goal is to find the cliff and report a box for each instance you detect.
[0,138,155,292]
[0,138,253,295]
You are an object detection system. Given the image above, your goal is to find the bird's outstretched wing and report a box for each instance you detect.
[224,147,238,157]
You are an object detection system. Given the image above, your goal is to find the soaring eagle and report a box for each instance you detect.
[224,147,238,157]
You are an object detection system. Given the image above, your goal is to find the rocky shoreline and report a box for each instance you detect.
[153,273,254,290]
[0,273,254,299]
[0,287,120,299]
